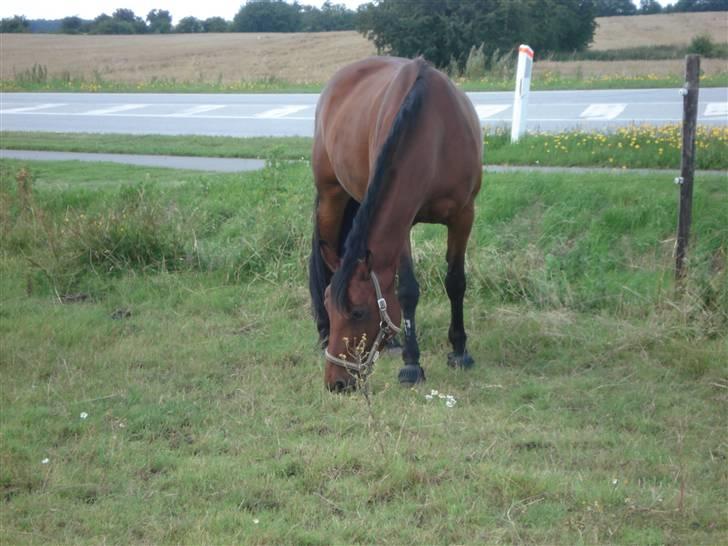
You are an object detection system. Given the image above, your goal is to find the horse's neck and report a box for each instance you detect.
[367,190,418,275]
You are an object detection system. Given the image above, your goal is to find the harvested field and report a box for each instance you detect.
[0,32,376,84]
[592,11,728,50]
[1,13,726,85]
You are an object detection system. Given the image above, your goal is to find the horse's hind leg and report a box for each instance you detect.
[397,240,426,385]
[445,204,475,368]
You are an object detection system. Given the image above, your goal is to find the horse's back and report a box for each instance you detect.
[314,57,416,199]
[314,56,481,213]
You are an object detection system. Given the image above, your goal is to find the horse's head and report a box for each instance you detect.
[321,250,401,391]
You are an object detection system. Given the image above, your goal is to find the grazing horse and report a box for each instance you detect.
[308,56,482,391]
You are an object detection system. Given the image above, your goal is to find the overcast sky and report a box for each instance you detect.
[1,0,678,24]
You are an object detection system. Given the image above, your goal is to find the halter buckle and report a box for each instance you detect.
[377,297,387,311]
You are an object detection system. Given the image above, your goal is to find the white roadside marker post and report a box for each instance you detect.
[511,44,534,143]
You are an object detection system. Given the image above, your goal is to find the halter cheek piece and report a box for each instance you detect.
[324,271,401,375]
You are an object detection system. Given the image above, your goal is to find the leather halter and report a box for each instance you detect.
[324,271,401,375]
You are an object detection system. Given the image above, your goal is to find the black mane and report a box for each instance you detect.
[331,58,430,311]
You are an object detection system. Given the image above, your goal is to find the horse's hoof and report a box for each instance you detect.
[447,351,474,369]
[398,364,426,385]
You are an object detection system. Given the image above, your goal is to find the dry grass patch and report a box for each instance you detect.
[0,32,375,84]
[592,12,728,50]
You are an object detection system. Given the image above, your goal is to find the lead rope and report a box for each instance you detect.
[324,271,401,374]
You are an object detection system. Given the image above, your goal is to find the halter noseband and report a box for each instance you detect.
[324,271,401,375]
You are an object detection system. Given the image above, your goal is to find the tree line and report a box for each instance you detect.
[0,1,356,35]
[596,0,728,16]
[2,0,726,35]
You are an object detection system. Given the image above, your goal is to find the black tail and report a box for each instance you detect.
[308,195,360,344]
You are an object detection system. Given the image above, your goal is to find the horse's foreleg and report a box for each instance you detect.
[309,184,350,346]
[309,196,332,345]
[397,241,425,385]
[445,205,475,369]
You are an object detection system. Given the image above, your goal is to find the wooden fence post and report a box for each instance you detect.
[675,54,700,282]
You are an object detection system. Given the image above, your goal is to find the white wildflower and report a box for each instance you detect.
[80,412,88,420]
[253,518,260,524]
[426,389,457,407]
[41,458,49,464]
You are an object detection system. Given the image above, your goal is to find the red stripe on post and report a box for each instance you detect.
[519,45,534,59]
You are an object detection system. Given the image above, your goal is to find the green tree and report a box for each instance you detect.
[593,0,637,16]
[203,16,230,32]
[175,16,204,33]
[232,0,303,32]
[302,1,356,31]
[639,0,662,13]
[91,17,135,34]
[60,16,85,34]
[357,0,596,71]
[112,8,147,32]
[89,9,147,33]
[147,9,172,33]
[0,15,31,33]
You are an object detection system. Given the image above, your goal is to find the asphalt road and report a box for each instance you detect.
[1,88,726,137]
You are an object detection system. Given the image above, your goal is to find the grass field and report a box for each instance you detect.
[1,156,726,544]
[2,12,727,92]
[3,125,728,170]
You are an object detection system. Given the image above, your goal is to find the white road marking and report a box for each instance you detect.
[167,104,227,117]
[253,105,310,119]
[0,103,66,113]
[474,104,510,119]
[704,102,728,118]
[580,103,627,120]
[82,104,150,115]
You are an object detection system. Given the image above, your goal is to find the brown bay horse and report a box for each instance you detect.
[308,56,482,391]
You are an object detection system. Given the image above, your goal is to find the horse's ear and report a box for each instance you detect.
[319,240,340,272]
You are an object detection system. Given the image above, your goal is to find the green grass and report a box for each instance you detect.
[458,71,728,91]
[0,132,313,161]
[4,126,728,170]
[1,158,726,544]
[484,124,728,170]
[2,71,727,94]
[547,43,728,62]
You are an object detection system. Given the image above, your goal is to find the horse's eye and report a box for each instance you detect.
[351,308,367,321]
